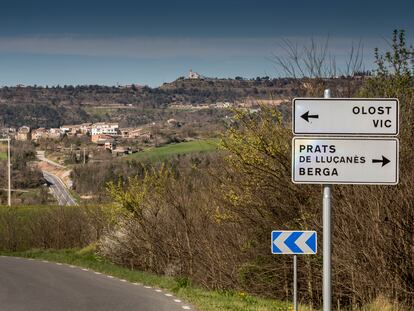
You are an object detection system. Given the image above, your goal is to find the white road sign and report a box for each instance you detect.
[293,98,399,135]
[292,137,399,185]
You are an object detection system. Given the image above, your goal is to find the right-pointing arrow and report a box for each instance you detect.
[372,156,390,167]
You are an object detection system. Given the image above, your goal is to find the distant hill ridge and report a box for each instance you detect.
[0,77,362,128]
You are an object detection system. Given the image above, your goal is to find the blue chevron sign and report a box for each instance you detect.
[271,231,317,254]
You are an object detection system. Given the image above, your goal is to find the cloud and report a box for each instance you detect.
[0,36,272,58]
[0,35,387,60]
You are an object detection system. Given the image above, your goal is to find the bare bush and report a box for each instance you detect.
[0,205,112,251]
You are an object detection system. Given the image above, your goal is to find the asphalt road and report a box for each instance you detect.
[36,150,77,206]
[0,256,192,311]
[42,171,77,206]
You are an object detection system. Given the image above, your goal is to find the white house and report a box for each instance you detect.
[91,122,119,136]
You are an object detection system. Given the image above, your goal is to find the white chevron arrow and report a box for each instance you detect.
[295,231,316,254]
[273,231,294,254]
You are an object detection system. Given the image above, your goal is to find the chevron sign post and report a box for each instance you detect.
[271,231,317,255]
[271,230,317,311]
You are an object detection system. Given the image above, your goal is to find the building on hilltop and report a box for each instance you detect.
[188,69,201,79]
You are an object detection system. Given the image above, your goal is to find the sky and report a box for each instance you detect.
[0,0,413,87]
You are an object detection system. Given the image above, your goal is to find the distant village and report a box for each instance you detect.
[0,70,287,156]
[0,119,181,153]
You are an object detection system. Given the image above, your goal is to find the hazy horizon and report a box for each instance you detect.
[0,0,413,87]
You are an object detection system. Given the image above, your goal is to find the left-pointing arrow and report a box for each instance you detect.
[284,232,303,253]
[301,111,319,122]
[372,156,390,167]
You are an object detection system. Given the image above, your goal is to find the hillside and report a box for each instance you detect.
[159,77,299,103]
[0,77,362,128]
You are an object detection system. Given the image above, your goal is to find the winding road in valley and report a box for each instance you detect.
[0,256,192,311]
[42,170,77,206]
[36,151,77,206]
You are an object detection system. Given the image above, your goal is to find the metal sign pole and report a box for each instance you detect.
[272,231,317,310]
[323,89,332,311]
[293,255,298,311]
[291,91,399,310]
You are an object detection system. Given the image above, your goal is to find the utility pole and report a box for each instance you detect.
[152,122,157,147]
[0,137,12,206]
[83,147,86,165]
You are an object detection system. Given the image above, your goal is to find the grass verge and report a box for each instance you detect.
[0,248,301,311]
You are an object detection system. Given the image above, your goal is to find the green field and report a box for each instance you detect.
[129,139,219,161]
[0,152,7,160]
